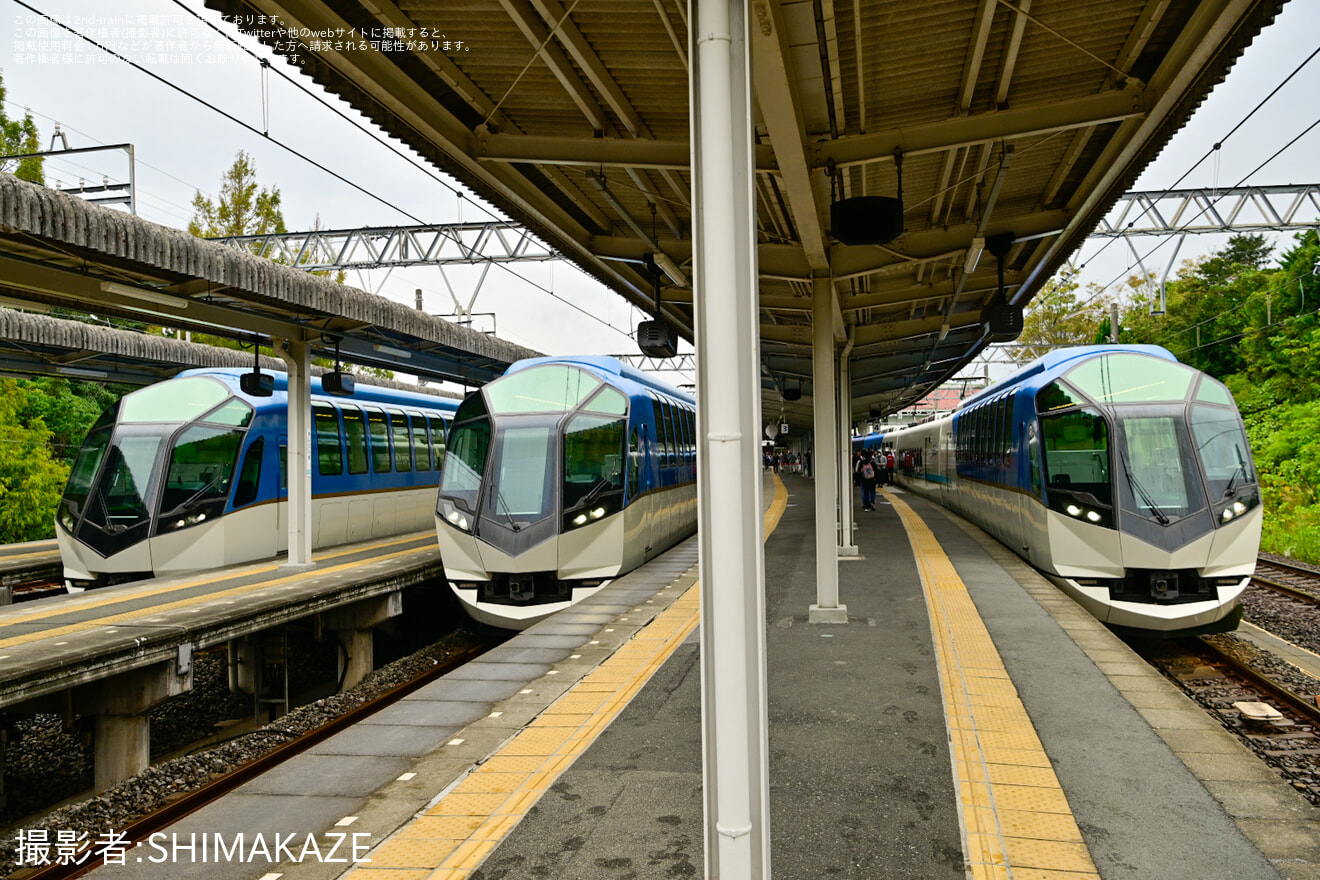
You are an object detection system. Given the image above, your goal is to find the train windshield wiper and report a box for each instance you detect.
[160,472,226,517]
[1119,448,1170,525]
[1222,464,1245,498]
[568,476,613,513]
[489,484,523,532]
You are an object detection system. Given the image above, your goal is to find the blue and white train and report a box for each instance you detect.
[861,345,1260,634]
[434,356,698,629]
[57,368,458,588]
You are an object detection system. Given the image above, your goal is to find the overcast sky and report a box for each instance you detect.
[3,0,1318,388]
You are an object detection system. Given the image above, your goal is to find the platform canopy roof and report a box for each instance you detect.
[201,0,1283,425]
[0,174,539,386]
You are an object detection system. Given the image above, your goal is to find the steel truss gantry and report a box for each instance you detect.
[215,222,557,323]
[1092,184,1320,237]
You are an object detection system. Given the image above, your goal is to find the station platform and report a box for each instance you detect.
[83,473,1319,880]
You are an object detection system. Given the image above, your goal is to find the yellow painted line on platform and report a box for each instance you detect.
[0,544,432,650]
[0,532,433,628]
[0,548,60,562]
[887,489,1100,880]
[348,474,790,880]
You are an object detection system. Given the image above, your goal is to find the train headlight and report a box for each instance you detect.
[1086,510,1101,522]
[1232,501,1246,516]
[573,513,588,526]
[590,507,606,520]
[1221,507,1234,522]
[58,509,77,532]
[438,499,471,532]
[1066,504,1082,517]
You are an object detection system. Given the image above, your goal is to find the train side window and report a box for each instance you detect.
[1027,423,1042,497]
[233,437,265,508]
[408,411,431,470]
[628,429,641,497]
[427,416,447,469]
[364,407,391,473]
[389,409,413,472]
[664,402,676,467]
[342,407,369,475]
[313,403,343,476]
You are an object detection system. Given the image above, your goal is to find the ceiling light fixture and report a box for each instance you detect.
[651,252,688,287]
[964,236,985,274]
[100,281,187,308]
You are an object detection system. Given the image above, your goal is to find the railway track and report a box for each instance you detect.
[1135,635,1320,807]
[5,628,505,880]
[1253,555,1320,605]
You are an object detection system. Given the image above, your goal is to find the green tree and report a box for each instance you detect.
[0,73,43,183]
[14,377,122,463]
[1013,275,1107,363]
[0,380,71,542]
[189,150,287,239]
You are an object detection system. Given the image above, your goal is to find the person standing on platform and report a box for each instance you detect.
[856,450,878,511]
[885,448,896,486]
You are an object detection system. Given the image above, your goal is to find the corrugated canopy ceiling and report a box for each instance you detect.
[208,0,1285,424]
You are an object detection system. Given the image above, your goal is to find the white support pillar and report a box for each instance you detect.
[810,276,847,623]
[692,1,770,876]
[276,338,315,570]
[837,341,858,557]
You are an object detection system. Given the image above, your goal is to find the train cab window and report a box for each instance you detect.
[1040,409,1111,505]
[408,411,431,470]
[388,409,412,472]
[342,407,369,475]
[1189,403,1252,494]
[1037,381,1082,413]
[204,398,255,428]
[427,416,447,469]
[487,364,601,413]
[585,385,628,415]
[1195,376,1234,406]
[90,435,161,533]
[313,404,343,476]
[159,425,243,524]
[1067,352,1194,403]
[364,407,391,473]
[64,408,115,517]
[438,415,489,509]
[563,413,626,528]
[1119,414,1196,518]
[120,376,228,423]
[233,437,264,508]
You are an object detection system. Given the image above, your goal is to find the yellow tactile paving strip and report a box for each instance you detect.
[887,489,1100,880]
[348,475,790,880]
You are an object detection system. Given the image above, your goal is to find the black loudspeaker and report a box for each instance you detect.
[781,380,802,401]
[240,371,275,397]
[831,196,905,246]
[637,320,678,358]
[985,303,1024,341]
[322,371,357,396]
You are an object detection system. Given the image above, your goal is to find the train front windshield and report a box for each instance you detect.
[59,377,252,558]
[1038,353,1259,541]
[436,363,629,548]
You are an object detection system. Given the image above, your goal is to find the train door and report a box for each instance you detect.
[276,436,288,554]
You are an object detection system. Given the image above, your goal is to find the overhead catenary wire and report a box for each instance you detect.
[1068,113,1320,319]
[9,0,639,346]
